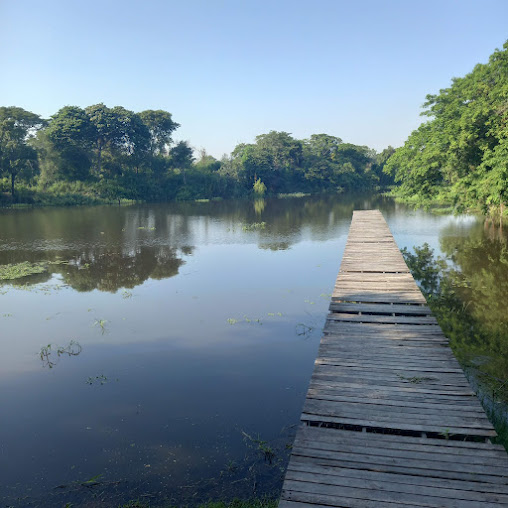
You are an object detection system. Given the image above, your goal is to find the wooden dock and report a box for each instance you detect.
[280,210,508,507]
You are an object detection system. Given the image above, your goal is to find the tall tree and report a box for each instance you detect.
[0,107,44,197]
[194,149,221,172]
[43,106,95,182]
[372,146,396,187]
[85,104,150,177]
[85,103,122,175]
[170,141,194,184]
[138,110,179,156]
[303,134,343,188]
[110,106,150,175]
[230,131,303,192]
[305,134,343,160]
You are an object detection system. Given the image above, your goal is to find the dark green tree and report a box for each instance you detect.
[303,134,343,188]
[227,131,303,192]
[0,107,45,197]
[170,141,194,185]
[138,110,179,156]
[194,149,221,172]
[42,106,95,182]
[85,103,121,175]
[85,104,151,177]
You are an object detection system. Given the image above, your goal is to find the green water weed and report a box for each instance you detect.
[86,374,108,385]
[0,261,46,281]
[39,340,82,369]
[94,318,108,334]
[242,222,266,232]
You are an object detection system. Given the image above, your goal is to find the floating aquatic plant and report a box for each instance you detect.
[94,318,108,334]
[86,374,108,385]
[296,323,313,337]
[0,261,46,281]
[39,340,82,369]
[242,222,266,232]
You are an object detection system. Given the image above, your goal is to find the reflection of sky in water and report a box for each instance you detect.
[0,196,487,506]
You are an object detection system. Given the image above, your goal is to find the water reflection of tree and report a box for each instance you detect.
[439,225,508,337]
[60,246,188,292]
[0,246,188,292]
[0,205,197,291]
[258,242,291,251]
[253,199,266,215]
[406,224,508,396]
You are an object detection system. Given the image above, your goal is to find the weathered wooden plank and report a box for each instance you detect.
[309,378,475,396]
[322,321,444,332]
[284,471,508,507]
[288,454,508,486]
[302,399,490,425]
[323,325,447,336]
[291,443,504,474]
[314,358,464,373]
[317,341,455,353]
[316,348,460,363]
[287,460,508,495]
[285,469,508,505]
[301,412,497,437]
[279,501,350,508]
[282,479,506,508]
[316,352,458,364]
[327,313,439,325]
[302,400,494,431]
[332,294,428,304]
[321,334,449,345]
[305,392,486,416]
[312,366,473,386]
[295,426,505,455]
[293,434,503,464]
[329,302,431,315]
[307,385,483,407]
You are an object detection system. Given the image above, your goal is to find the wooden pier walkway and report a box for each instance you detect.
[280,210,508,507]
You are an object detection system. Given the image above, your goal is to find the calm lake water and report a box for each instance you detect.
[0,194,506,507]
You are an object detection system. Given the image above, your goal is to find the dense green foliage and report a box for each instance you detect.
[0,103,391,206]
[385,41,508,216]
[220,132,390,196]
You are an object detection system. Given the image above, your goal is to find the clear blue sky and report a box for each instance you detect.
[1,0,507,158]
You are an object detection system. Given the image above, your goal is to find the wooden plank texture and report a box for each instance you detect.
[279,209,508,507]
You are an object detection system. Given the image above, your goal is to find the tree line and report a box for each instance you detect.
[0,103,393,205]
[384,40,508,218]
